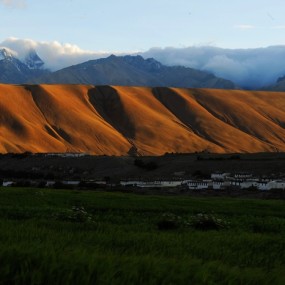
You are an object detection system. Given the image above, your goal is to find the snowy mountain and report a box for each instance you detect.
[0,48,14,61]
[24,49,44,69]
[0,48,49,84]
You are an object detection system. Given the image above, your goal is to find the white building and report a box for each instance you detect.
[209,181,231,189]
[234,173,253,180]
[257,182,268,191]
[46,181,55,187]
[45,153,88,158]
[62,181,80,186]
[240,181,259,189]
[120,180,143,187]
[266,180,285,190]
[120,180,182,188]
[186,180,209,190]
[138,181,182,188]
[211,172,230,181]
[2,181,13,187]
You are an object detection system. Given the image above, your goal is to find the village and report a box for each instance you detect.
[2,171,285,191]
[120,172,285,191]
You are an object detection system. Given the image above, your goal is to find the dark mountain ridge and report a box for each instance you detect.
[31,55,237,89]
[264,75,285,91]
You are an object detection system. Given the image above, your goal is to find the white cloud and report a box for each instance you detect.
[234,24,255,30]
[0,37,114,70]
[0,0,26,8]
[141,46,285,88]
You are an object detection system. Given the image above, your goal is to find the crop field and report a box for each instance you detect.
[0,187,284,284]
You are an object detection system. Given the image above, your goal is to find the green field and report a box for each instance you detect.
[0,187,284,284]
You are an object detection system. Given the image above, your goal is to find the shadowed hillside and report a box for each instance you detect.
[31,55,237,89]
[1,84,285,155]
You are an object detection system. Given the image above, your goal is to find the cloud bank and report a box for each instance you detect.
[141,46,285,88]
[2,37,285,88]
[0,38,113,71]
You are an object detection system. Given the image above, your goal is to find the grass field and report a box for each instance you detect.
[0,187,284,284]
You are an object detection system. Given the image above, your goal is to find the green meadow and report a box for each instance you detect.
[0,187,284,284]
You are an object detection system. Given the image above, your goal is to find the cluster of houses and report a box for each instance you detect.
[1,180,107,188]
[1,172,285,191]
[44,153,89,158]
[120,172,285,191]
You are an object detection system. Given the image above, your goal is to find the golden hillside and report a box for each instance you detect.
[0,84,285,155]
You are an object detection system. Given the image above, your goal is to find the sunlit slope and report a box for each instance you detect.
[0,84,285,154]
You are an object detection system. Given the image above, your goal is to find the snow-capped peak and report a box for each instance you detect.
[0,47,45,70]
[0,48,15,61]
[24,49,44,69]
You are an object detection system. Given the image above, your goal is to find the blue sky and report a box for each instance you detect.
[1,0,285,51]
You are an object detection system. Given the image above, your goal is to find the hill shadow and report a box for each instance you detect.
[87,85,136,140]
[152,87,224,148]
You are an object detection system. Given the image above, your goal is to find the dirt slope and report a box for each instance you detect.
[0,84,285,155]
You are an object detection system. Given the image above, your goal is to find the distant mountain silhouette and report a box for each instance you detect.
[32,55,237,89]
[265,75,285,91]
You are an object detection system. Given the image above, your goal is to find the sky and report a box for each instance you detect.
[1,0,285,88]
[1,0,285,51]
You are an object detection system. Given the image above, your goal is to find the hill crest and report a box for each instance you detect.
[1,84,285,155]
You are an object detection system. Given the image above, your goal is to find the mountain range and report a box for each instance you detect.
[1,47,285,90]
[1,84,285,155]
[0,48,237,89]
[31,55,237,89]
